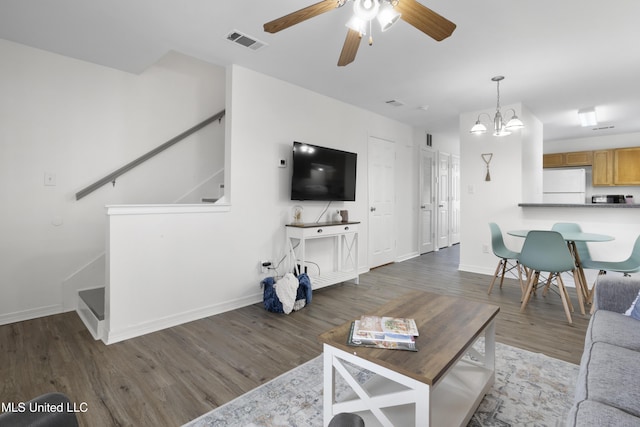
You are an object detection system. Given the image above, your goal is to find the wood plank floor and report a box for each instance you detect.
[0,244,589,426]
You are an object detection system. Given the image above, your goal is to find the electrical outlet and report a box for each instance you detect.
[260,260,271,273]
[482,244,489,254]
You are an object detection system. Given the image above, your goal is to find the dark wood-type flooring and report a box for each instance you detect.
[0,244,589,426]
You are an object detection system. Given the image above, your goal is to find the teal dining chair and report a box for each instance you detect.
[585,235,640,296]
[551,222,595,266]
[487,223,524,295]
[519,230,582,324]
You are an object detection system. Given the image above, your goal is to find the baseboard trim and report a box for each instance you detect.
[104,293,263,345]
[0,304,62,326]
[396,252,420,263]
[458,264,495,276]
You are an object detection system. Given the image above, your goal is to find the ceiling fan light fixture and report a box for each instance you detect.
[346,15,367,35]
[377,3,401,32]
[353,0,380,21]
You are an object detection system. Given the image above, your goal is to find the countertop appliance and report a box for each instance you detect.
[592,195,627,204]
[543,168,586,204]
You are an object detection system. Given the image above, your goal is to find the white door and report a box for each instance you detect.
[419,149,435,254]
[437,152,450,249]
[368,136,395,268]
[450,154,461,244]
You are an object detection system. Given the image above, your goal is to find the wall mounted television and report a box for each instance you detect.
[290,141,357,201]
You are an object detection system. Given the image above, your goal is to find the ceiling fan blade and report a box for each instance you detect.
[337,29,362,67]
[395,0,456,41]
[264,0,340,34]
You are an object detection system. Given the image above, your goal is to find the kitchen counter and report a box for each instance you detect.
[519,203,640,208]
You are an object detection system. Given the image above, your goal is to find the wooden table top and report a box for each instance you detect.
[318,290,499,386]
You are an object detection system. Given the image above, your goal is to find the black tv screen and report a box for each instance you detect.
[291,142,357,201]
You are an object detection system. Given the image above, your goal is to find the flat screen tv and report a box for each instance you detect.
[290,141,357,201]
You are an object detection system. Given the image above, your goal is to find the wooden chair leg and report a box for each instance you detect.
[517,263,525,298]
[520,271,538,313]
[499,259,507,288]
[488,260,504,294]
[556,275,573,324]
[572,270,585,315]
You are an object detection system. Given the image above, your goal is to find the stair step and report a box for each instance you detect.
[78,287,105,321]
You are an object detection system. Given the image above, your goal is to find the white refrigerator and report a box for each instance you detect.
[542,168,586,203]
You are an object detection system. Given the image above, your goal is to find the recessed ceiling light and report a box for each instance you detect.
[578,107,598,127]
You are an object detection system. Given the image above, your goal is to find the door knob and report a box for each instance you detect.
[370,207,377,212]
[421,205,426,209]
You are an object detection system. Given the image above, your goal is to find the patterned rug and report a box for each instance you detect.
[184,342,579,427]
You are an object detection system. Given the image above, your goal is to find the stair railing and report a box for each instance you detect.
[75,109,225,200]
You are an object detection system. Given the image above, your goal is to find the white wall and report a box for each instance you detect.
[0,44,424,331]
[102,65,424,341]
[226,65,418,277]
[458,103,543,274]
[0,40,225,324]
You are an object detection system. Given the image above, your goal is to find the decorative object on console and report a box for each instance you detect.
[334,210,343,222]
[470,76,525,137]
[292,205,303,224]
[340,210,349,222]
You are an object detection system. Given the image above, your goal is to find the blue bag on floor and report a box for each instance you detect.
[261,273,312,313]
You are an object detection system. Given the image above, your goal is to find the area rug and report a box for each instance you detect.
[184,342,579,427]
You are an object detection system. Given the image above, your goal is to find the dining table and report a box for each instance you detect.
[507,229,614,310]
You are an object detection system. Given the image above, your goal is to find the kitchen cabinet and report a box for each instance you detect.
[593,150,614,186]
[614,147,640,185]
[543,153,565,168]
[543,151,592,168]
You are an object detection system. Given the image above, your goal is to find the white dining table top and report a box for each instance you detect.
[507,229,615,242]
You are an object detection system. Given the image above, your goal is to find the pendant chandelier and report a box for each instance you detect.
[470,76,524,137]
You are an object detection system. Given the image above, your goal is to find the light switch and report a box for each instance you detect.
[44,172,56,186]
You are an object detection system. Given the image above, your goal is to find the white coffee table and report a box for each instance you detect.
[318,291,499,427]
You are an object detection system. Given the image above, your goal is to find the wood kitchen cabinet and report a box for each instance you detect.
[543,151,592,168]
[614,147,640,185]
[593,150,614,186]
[546,147,640,186]
[543,153,565,168]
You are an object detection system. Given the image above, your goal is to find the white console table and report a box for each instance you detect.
[285,221,359,289]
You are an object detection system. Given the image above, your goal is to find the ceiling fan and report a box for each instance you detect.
[264,0,456,67]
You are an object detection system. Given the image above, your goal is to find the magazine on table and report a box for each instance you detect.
[347,321,418,352]
[357,315,419,336]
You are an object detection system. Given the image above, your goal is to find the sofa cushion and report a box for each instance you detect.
[578,342,640,417]
[569,400,640,427]
[587,309,640,352]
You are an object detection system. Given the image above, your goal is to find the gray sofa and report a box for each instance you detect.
[567,275,640,426]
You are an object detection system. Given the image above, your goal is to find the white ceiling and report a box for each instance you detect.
[2,0,640,142]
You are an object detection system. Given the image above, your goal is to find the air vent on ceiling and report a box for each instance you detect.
[592,125,615,131]
[385,99,405,107]
[226,30,267,51]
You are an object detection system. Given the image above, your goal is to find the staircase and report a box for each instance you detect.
[77,288,105,340]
